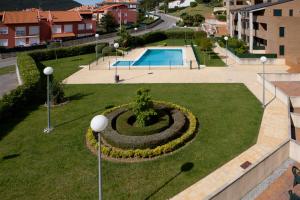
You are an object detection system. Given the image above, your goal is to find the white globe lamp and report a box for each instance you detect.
[43,67,53,76]
[90,115,108,132]
[260,56,267,63]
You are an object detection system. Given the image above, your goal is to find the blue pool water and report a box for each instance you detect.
[113,49,184,67]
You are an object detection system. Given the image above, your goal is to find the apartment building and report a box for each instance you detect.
[98,0,139,10]
[94,4,137,25]
[0,9,96,48]
[228,0,300,67]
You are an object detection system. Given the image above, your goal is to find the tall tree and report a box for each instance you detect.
[100,12,118,33]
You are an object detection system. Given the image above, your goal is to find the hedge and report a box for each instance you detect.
[101,105,186,149]
[0,53,42,120]
[228,47,277,58]
[0,43,100,121]
[116,109,170,136]
[86,101,198,160]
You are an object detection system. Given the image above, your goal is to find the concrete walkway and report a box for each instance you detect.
[63,45,291,200]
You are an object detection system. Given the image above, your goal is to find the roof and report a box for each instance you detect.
[3,11,39,24]
[101,0,139,4]
[236,0,294,12]
[50,11,82,22]
[94,4,125,12]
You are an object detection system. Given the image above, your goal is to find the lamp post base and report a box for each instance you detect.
[43,127,53,133]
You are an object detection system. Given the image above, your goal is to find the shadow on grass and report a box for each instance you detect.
[2,153,20,160]
[0,104,40,141]
[144,162,194,200]
[67,92,93,101]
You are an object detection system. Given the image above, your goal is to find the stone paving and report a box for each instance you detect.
[63,45,293,200]
[255,162,300,200]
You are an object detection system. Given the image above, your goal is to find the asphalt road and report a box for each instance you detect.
[0,57,17,68]
[87,13,179,44]
[0,72,18,97]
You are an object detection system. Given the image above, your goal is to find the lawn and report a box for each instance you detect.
[0,54,263,200]
[41,53,96,81]
[194,47,226,67]
[168,4,213,18]
[0,65,15,75]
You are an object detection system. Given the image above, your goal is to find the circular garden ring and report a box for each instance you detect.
[86,101,198,161]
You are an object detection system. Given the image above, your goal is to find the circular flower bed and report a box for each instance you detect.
[86,101,198,160]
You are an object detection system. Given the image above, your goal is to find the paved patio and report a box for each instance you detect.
[272,81,300,96]
[63,44,294,200]
[256,163,300,200]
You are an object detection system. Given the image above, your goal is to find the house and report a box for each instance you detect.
[227,0,300,67]
[94,4,137,25]
[0,9,96,48]
[98,0,139,10]
[168,0,196,9]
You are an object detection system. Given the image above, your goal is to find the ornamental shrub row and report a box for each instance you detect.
[0,43,101,121]
[116,109,170,136]
[86,101,198,160]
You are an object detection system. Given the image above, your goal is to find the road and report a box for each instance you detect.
[0,13,179,65]
[0,73,18,97]
[0,57,16,68]
[88,13,179,44]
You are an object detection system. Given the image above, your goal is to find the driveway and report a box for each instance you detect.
[0,57,17,68]
[0,72,18,97]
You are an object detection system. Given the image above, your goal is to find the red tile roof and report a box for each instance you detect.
[94,4,125,12]
[50,11,82,22]
[4,11,39,24]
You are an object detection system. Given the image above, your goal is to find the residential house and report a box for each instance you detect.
[228,0,300,67]
[0,9,96,48]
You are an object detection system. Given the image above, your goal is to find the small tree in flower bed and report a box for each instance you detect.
[132,88,157,127]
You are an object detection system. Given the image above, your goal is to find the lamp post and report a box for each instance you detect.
[260,56,267,108]
[43,66,54,133]
[134,27,138,35]
[114,42,119,83]
[184,25,187,45]
[90,115,109,200]
[95,34,99,65]
[224,36,228,65]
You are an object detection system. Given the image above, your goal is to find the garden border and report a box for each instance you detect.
[86,100,198,161]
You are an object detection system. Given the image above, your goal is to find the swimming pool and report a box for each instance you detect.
[113,49,184,67]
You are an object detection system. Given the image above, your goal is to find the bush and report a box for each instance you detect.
[216,15,226,21]
[142,31,167,44]
[51,79,65,105]
[132,88,157,127]
[102,46,115,56]
[116,109,170,136]
[165,29,194,39]
[101,104,186,150]
[190,2,198,7]
[96,43,108,54]
[0,53,41,120]
[86,101,198,159]
[30,43,105,61]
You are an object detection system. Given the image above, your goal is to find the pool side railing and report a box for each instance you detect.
[191,41,201,69]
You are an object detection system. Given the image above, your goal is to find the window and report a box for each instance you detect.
[78,24,85,31]
[86,23,92,30]
[64,24,73,33]
[279,27,285,37]
[273,9,282,16]
[289,9,293,16]
[52,25,62,34]
[15,38,26,46]
[15,27,26,36]
[0,27,8,35]
[29,37,40,45]
[29,26,39,35]
[0,39,8,46]
[279,45,285,56]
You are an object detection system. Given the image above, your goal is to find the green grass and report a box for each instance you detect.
[194,47,226,67]
[41,53,96,81]
[0,65,15,75]
[0,54,263,200]
[146,39,194,46]
[168,4,213,18]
